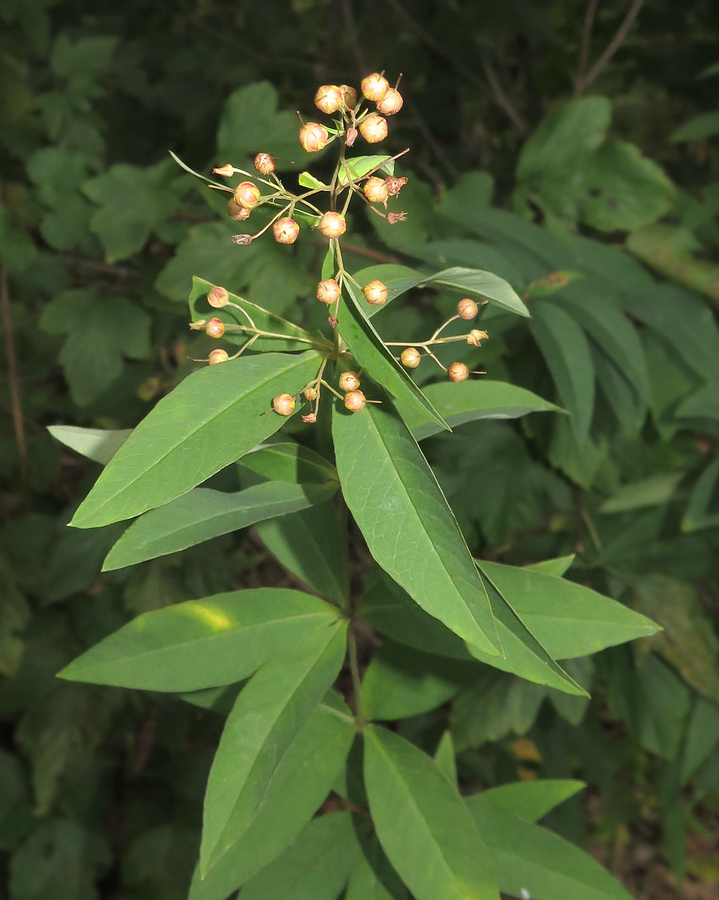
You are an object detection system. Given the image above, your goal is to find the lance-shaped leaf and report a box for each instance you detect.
[339,154,395,186]
[188,276,325,353]
[188,692,355,900]
[683,457,719,532]
[70,351,322,528]
[364,725,499,900]
[472,780,585,824]
[396,380,561,441]
[464,797,633,900]
[478,561,659,659]
[332,399,500,655]
[346,832,411,900]
[47,425,132,465]
[200,623,347,874]
[240,441,338,485]
[58,588,341,691]
[102,481,336,571]
[337,283,449,432]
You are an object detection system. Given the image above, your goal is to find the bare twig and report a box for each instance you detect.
[482,59,527,134]
[574,0,599,95]
[339,0,366,75]
[1,269,27,485]
[574,0,644,96]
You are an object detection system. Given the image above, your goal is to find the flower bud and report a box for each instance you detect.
[207,286,229,308]
[385,175,407,197]
[457,298,479,320]
[273,217,300,244]
[448,361,469,383]
[318,211,346,239]
[303,386,318,401]
[400,347,421,368]
[328,314,339,328]
[359,113,388,143]
[208,348,229,365]
[467,329,489,347]
[363,177,389,204]
[317,278,341,304]
[232,233,253,245]
[273,393,296,416]
[213,163,234,177]
[302,412,317,423]
[339,84,357,109]
[344,390,367,412]
[339,371,361,392]
[227,199,251,221]
[361,73,389,102]
[299,122,329,152]
[315,84,344,115]
[376,87,403,116]
[233,180,261,209]
[345,126,358,147]
[205,317,226,339]
[363,279,388,306]
[254,152,276,174]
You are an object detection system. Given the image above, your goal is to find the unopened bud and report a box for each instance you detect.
[400,347,421,368]
[385,176,407,197]
[233,180,261,209]
[448,361,469,383]
[205,318,226,339]
[359,113,388,143]
[318,211,346,239]
[302,412,317,423]
[315,84,344,115]
[457,298,479,320]
[189,319,207,331]
[213,164,234,177]
[317,278,341,304]
[363,279,388,306]
[303,386,318,401]
[207,286,229,308]
[361,73,389,102]
[254,152,276,174]
[345,126,358,147]
[272,393,296,416]
[232,234,253,245]
[273,217,300,244]
[467,329,489,347]
[339,371,361,392]
[208,348,229,365]
[227,199,251,221]
[376,88,403,116]
[339,84,357,109]
[328,315,339,328]
[386,211,407,225]
[363,176,389,204]
[344,390,367,412]
[299,122,329,152]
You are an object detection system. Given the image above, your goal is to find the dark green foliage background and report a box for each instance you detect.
[1,1,719,897]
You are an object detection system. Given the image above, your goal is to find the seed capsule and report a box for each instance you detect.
[318,211,347,239]
[338,84,357,109]
[213,163,234,177]
[299,122,329,152]
[273,217,300,244]
[302,412,317,423]
[233,180,261,209]
[400,347,421,368]
[359,114,388,144]
[339,371,361,392]
[457,298,479,320]
[376,88,403,116]
[385,175,408,197]
[207,286,229,308]
[227,199,251,221]
[363,279,388,306]
[363,177,389,204]
[205,318,226,339]
[448,361,469,383]
[467,328,489,347]
[303,386,318,401]
[273,393,296,416]
[254,153,276,174]
[361,73,389,102]
[317,278,341,304]
[315,84,344,115]
[208,348,229,365]
[344,390,366,412]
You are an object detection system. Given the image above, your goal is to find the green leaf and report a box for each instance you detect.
[364,725,499,900]
[333,399,500,655]
[428,267,529,317]
[676,380,719,422]
[396,380,561,441]
[0,749,32,852]
[188,694,355,900]
[600,472,685,514]
[200,623,347,873]
[59,587,341,691]
[47,426,132,466]
[478,561,659,659]
[102,481,336,570]
[450,673,547,749]
[346,832,411,900]
[464,797,634,900]
[39,289,151,406]
[473,779,585,824]
[527,300,595,442]
[681,696,719,784]
[433,732,458,787]
[525,555,575,578]
[339,154,394,186]
[188,275,323,353]
[338,282,449,432]
[670,111,719,142]
[241,441,338,484]
[683,457,719,532]
[298,171,330,190]
[70,350,322,528]
[238,811,359,900]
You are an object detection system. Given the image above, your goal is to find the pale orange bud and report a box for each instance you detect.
[254,152,276,174]
[339,84,357,108]
[207,286,229,308]
[273,393,296,416]
[363,176,389,204]
[361,73,389,102]
[345,126,358,147]
[233,180,261,209]
[359,113,388,143]
[299,122,329,152]
[467,329,489,347]
[376,88,403,116]
[457,298,479,319]
[317,278,341,304]
[315,84,344,115]
[344,390,367,412]
[448,361,469,383]
[302,412,317,423]
[273,217,300,244]
[227,199,251,221]
[339,371,361,392]
[213,163,234,177]
[318,211,346,239]
[303,386,318,401]
[363,279,388,306]
[205,318,226,339]
[400,347,421,368]
[208,348,229,365]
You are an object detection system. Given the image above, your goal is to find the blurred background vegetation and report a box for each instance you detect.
[1,1,719,898]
